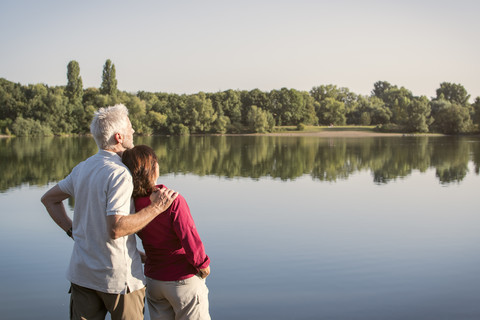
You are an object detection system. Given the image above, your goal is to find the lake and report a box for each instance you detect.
[1,135,480,319]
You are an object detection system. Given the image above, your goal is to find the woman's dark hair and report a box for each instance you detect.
[122,145,158,198]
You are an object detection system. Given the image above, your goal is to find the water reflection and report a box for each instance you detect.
[0,136,97,191]
[1,135,479,192]
[2,135,480,319]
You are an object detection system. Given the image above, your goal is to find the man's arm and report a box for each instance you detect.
[41,185,73,237]
[107,187,178,239]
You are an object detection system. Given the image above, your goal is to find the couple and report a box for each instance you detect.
[41,104,211,320]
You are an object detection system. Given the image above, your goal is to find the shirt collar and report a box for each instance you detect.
[98,149,121,159]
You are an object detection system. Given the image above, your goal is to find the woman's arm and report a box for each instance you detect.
[172,196,211,275]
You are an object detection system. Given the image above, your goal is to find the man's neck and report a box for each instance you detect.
[105,144,125,157]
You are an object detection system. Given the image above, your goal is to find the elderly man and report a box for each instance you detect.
[41,104,177,320]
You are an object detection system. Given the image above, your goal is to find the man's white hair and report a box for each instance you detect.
[90,104,130,150]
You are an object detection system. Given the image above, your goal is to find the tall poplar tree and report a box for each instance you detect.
[65,60,83,104]
[100,59,117,96]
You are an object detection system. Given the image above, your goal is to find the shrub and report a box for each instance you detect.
[11,117,53,136]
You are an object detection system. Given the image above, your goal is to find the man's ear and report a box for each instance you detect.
[114,132,123,144]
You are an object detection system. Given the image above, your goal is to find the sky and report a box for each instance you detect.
[1,0,479,100]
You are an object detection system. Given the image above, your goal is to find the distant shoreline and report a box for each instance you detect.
[0,132,442,138]
[263,130,406,137]
[2,128,472,139]
[217,127,444,137]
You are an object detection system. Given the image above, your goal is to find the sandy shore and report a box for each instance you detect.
[0,129,452,138]
[263,130,405,137]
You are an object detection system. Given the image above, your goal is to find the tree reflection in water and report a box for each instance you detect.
[1,135,479,192]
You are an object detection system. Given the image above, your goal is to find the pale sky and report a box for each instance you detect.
[1,0,479,100]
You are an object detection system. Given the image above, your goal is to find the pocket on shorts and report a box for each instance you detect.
[175,279,187,285]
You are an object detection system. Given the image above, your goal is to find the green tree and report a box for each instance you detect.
[0,78,26,121]
[359,112,371,125]
[430,99,472,134]
[65,61,88,133]
[65,60,83,105]
[100,59,118,96]
[381,86,413,125]
[404,96,431,133]
[213,114,231,134]
[125,95,149,134]
[268,88,317,126]
[209,90,242,125]
[23,84,71,133]
[369,97,391,125]
[164,94,188,134]
[472,97,480,126]
[371,81,393,101]
[82,87,100,108]
[315,97,346,125]
[435,82,470,106]
[147,110,168,134]
[431,83,473,133]
[185,93,217,133]
[11,117,53,136]
[0,119,12,135]
[371,83,431,132]
[310,84,341,102]
[240,89,269,125]
[268,88,294,125]
[310,85,354,125]
[301,92,319,125]
[352,96,391,125]
[311,85,357,107]
[48,87,76,134]
[351,96,373,125]
[246,105,274,133]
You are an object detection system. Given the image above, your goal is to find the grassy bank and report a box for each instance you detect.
[265,125,450,137]
[273,125,377,133]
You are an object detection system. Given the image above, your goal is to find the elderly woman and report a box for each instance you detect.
[122,145,211,320]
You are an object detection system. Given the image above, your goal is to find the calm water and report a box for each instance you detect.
[1,135,480,320]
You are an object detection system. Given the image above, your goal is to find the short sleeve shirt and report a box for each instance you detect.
[58,149,145,294]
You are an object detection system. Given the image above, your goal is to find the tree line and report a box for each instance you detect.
[1,135,479,192]
[1,59,479,136]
